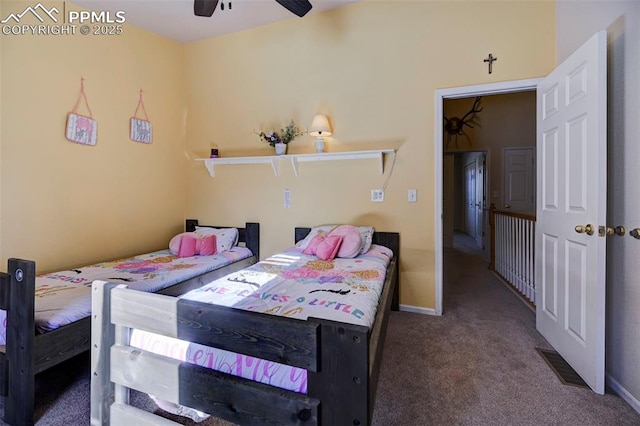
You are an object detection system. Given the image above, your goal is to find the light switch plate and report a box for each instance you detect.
[371,189,384,202]
[284,189,290,208]
[408,189,417,202]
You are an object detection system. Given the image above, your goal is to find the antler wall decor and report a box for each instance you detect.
[444,96,483,149]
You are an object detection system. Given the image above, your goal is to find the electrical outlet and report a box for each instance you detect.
[284,189,290,208]
[408,189,417,203]
[371,189,384,202]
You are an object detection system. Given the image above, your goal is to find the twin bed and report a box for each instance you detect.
[91,226,400,425]
[0,221,399,426]
[0,220,260,426]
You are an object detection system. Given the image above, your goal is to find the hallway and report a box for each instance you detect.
[452,230,486,257]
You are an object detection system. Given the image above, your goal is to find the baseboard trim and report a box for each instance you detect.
[607,373,640,415]
[399,304,439,316]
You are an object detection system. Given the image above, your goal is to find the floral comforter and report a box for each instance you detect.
[131,244,393,395]
[0,247,252,344]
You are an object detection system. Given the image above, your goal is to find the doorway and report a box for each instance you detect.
[434,78,541,315]
[444,151,488,255]
[436,32,608,395]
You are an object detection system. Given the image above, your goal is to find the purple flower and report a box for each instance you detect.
[318,275,343,284]
[258,120,302,147]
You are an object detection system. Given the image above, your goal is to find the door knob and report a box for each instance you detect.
[575,224,594,236]
[505,203,511,209]
[598,226,614,237]
[630,228,640,240]
[598,226,626,237]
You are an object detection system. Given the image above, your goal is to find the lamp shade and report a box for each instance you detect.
[309,114,332,137]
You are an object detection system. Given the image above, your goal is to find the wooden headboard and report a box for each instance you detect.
[186,220,260,259]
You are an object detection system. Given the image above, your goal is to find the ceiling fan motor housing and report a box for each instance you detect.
[194,0,312,18]
[194,0,219,17]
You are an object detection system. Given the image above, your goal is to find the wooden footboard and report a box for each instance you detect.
[0,221,260,426]
[0,258,37,426]
[91,230,399,425]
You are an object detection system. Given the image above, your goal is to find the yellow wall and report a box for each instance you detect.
[0,0,555,309]
[0,2,185,272]
[184,0,555,309]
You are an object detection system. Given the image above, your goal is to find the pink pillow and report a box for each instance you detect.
[169,233,217,257]
[198,235,217,256]
[169,232,190,254]
[302,233,343,261]
[178,234,197,257]
[303,234,325,255]
[316,235,343,261]
[328,225,362,258]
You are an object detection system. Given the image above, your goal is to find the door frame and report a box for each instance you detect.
[434,78,542,315]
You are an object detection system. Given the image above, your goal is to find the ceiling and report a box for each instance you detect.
[73,0,359,43]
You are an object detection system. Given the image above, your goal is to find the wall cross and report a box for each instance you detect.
[483,53,497,74]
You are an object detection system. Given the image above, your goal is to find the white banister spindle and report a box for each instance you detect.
[492,211,536,305]
[522,221,531,300]
[516,218,522,294]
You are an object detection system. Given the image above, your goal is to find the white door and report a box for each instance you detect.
[474,153,486,248]
[504,147,535,214]
[464,160,477,238]
[536,31,607,394]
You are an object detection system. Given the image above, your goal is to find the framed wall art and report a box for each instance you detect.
[130,90,152,144]
[66,78,97,146]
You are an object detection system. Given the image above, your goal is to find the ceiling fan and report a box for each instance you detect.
[194,0,313,18]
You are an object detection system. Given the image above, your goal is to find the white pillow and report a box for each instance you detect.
[194,226,239,253]
[357,226,375,255]
[297,225,375,255]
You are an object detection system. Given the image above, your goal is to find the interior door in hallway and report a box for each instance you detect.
[463,160,477,239]
[536,31,607,394]
[474,153,486,248]
[504,147,535,214]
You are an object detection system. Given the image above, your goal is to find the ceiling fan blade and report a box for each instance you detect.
[194,0,219,17]
[274,0,312,17]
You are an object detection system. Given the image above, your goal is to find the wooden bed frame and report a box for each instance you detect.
[0,220,260,426]
[91,228,399,426]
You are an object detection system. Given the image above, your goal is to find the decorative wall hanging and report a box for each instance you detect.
[444,96,483,150]
[66,77,97,146]
[130,90,152,144]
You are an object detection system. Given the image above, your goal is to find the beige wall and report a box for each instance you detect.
[183,0,555,309]
[0,2,186,272]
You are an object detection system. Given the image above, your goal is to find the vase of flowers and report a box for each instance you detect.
[274,142,287,155]
[258,120,303,155]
